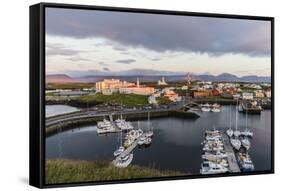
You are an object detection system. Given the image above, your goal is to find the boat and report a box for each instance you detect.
[237,153,254,171]
[202,152,227,160]
[201,107,211,112]
[97,118,112,129]
[115,114,134,131]
[233,99,240,137]
[138,136,146,146]
[226,128,233,137]
[145,112,154,137]
[113,153,134,168]
[241,129,253,137]
[144,137,152,145]
[114,130,125,157]
[211,103,221,112]
[230,138,241,150]
[113,146,125,157]
[241,137,251,150]
[200,162,229,174]
[234,130,241,137]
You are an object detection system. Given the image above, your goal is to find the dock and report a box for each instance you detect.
[112,133,146,164]
[222,133,241,173]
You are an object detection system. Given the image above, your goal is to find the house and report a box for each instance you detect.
[254,90,265,98]
[211,88,221,96]
[193,90,211,98]
[242,92,254,100]
[265,89,271,98]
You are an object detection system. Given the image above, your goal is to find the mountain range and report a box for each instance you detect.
[46,72,271,83]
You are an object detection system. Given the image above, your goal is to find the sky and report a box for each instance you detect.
[45,7,271,77]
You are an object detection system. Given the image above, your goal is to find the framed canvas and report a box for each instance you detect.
[29,2,274,188]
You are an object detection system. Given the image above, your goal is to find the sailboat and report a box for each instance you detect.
[240,109,251,150]
[226,106,233,137]
[146,112,154,138]
[240,108,253,137]
[231,99,241,150]
[113,130,125,157]
[114,153,134,168]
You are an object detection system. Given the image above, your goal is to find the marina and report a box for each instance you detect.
[46,105,271,174]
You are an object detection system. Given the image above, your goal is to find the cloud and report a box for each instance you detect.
[151,58,161,61]
[116,59,136,64]
[46,8,271,57]
[46,43,83,57]
[98,61,108,66]
[66,56,90,62]
[103,67,110,71]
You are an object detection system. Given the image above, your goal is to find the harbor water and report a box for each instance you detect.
[46,105,271,174]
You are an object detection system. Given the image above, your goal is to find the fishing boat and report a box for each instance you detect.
[114,153,134,168]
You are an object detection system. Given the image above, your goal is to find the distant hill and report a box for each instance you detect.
[46,74,75,83]
[46,72,271,83]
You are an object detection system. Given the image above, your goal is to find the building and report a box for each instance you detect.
[265,89,271,98]
[119,86,155,95]
[211,88,222,96]
[242,92,254,100]
[254,90,265,98]
[192,90,211,98]
[95,79,135,92]
[164,90,181,102]
[157,77,168,85]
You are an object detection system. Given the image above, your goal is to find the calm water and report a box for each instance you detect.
[46,105,80,117]
[46,105,271,174]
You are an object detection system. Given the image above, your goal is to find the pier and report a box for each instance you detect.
[112,133,147,165]
[222,133,241,173]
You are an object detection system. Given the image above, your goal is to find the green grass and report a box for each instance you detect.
[76,93,149,106]
[156,97,172,105]
[45,159,183,184]
[46,83,96,90]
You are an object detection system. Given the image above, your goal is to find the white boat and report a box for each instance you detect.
[200,162,228,174]
[234,130,241,137]
[241,129,253,137]
[145,112,154,137]
[201,107,211,112]
[211,103,221,112]
[97,118,112,129]
[230,138,241,150]
[144,137,152,145]
[211,108,220,112]
[202,152,227,160]
[138,137,146,145]
[226,128,233,137]
[113,146,125,157]
[114,153,133,168]
[241,137,251,150]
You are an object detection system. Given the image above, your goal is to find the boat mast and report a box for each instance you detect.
[235,99,238,131]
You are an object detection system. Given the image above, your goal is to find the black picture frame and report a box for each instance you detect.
[29,2,275,188]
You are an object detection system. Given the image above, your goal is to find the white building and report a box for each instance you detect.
[242,92,254,100]
[157,77,168,85]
